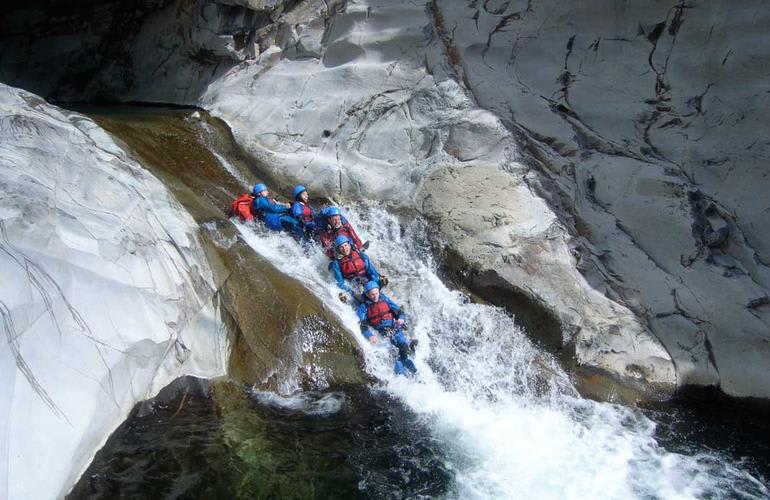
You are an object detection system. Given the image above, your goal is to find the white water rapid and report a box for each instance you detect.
[232,203,767,499]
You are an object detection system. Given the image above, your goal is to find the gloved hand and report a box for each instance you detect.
[338,293,348,303]
[379,275,389,288]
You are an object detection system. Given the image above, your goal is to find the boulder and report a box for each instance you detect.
[0,83,227,499]
[420,165,676,395]
[435,0,770,398]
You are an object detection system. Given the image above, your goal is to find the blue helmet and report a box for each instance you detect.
[364,281,380,294]
[324,206,342,218]
[292,185,307,200]
[334,235,350,248]
[252,183,267,196]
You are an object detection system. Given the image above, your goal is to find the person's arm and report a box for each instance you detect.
[291,202,303,219]
[258,197,289,214]
[363,254,380,284]
[356,303,375,340]
[320,233,335,259]
[344,221,364,249]
[331,261,353,293]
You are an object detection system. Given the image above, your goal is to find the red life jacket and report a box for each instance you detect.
[339,251,367,280]
[366,300,394,327]
[229,194,254,221]
[297,202,313,223]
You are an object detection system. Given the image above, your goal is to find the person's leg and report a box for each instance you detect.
[392,331,417,374]
[280,215,304,240]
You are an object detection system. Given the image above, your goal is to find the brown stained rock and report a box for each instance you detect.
[420,164,677,399]
[91,108,365,390]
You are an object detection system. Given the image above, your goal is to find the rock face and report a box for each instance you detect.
[433,0,770,398]
[420,165,675,393]
[200,0,678,395]
[0,84,227,499]
[0,0,291,103]
[84,107,367,392]
[2,0,768,398]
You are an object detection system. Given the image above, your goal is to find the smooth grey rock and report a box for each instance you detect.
[436,0,770,397]
[0,84,227,500]
[419,165,676,392]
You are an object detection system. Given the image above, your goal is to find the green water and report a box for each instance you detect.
[68,378,452,499]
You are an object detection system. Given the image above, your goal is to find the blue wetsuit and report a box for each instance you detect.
[331,251,380,295]
[252,195,302,236]
[291,200,318,239]
[357,293,417,375]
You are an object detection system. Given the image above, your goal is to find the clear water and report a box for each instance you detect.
[69,378,453,499]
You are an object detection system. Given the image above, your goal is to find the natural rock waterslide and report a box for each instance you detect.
[7,0,768,399]
[1,0,770,496]
[64,102,767,498]
[1,0,685,397]
[0,85,364,499]
[6,0,767,399]
[2,86,768,498]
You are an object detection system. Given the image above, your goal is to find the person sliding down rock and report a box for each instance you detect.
[251,183,303,238]
[290,185,318,241]
[357,281,417,376]
[318,206,366,259]
[331,236,385,303]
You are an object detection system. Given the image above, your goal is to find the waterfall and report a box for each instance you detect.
[233,203,767,499]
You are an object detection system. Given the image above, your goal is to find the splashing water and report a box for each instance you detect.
[234,202,767,499]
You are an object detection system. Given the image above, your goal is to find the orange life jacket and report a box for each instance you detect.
[366,300,394,327]
[229,194,254,221]
[339,251,367,280]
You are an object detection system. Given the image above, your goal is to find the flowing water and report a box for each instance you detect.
[232,205,769,499]
[70,105,769,499]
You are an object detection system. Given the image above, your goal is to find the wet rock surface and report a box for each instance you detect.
[2,0,769,399]
[85,106,367,391]
[435,0,770,398]
[0,90,366,499]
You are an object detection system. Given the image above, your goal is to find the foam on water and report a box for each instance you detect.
[233,202,767,499]
[250,390,348,416]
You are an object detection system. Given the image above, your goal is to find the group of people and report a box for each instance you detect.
[229,182,418,375]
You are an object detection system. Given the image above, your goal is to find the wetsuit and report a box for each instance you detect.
[252,195,302,237]
[291,200,318,239]
[331,250,380,295]
[357,293,416,375]
[319,218,364,259]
